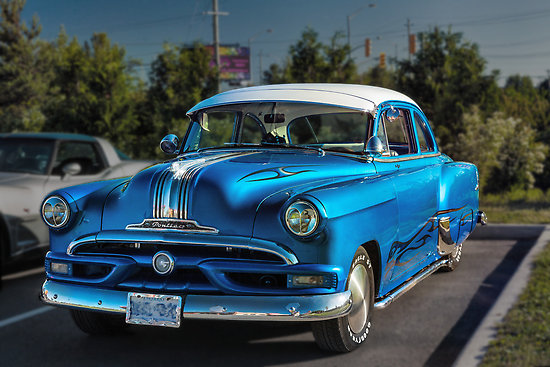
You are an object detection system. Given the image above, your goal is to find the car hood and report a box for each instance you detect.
[0,172,48,216]
[102,149,375,236]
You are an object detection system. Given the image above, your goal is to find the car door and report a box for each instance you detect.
[372,104,440,284]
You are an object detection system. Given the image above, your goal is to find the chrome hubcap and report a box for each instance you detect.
[348,264,369,334]
[451,243,463,261]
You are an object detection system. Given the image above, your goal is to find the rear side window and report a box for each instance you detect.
[413,112,435,153]
[380,108,417,155]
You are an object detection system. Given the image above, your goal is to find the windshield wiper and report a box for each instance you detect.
[196,143,263,153]
[260,142,325,156]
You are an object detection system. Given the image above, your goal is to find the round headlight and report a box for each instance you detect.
[42,196,70,228]
[285,201,319,236]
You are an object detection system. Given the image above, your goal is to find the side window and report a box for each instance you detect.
[240,114,264,144]
[380,108,417,156]
[198,112,237,149]
[414,112,435,153]
[52,141,105,175]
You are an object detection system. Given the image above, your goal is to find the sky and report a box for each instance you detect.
[22,0,550,87]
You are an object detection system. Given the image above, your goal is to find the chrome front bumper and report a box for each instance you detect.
[40,280,352,321]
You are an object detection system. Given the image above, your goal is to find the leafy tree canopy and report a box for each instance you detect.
[264,28,356,84]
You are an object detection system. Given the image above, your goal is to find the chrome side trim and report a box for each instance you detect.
[66,231,299,265]
[437,217,456,256]
[373,152,441,163]
[41,280,352,321]
[374,257,449,310]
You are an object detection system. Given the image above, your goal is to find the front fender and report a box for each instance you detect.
[253,174,399,294]
[45,178,129,253]
[309,174,398,291]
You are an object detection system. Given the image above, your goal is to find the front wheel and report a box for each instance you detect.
[70,309,127,335]
[311,247,375,352]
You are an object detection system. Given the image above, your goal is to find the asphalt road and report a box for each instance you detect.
[0,238,536,367]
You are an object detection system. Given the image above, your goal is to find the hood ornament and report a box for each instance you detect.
[126,218,219,234]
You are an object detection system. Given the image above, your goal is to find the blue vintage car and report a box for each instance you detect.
[40,84,486,352]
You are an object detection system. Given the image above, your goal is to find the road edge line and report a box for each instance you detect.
[2,267,44,281]
[453,224,550,367]
[0,306,54,329]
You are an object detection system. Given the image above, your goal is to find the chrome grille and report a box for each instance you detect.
[72,242,287,263]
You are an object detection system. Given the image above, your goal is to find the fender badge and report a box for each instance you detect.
[126,219,219,234]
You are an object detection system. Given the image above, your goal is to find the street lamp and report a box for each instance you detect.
[248,29,272,85]
[347,3,375,61]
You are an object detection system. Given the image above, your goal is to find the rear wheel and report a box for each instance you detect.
[440,243,463,272]
[70,309,127,335]
[311,247,374,352]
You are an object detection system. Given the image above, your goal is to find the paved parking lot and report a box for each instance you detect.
[0,237,537,366]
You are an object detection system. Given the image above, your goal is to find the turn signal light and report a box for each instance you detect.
[290,275,324,287]
[50,262,70,275]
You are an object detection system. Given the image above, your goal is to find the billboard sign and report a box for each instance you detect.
[206,45,250,81]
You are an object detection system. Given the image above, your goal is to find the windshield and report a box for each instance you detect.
[182,102,372,154]
[0,138,55,175]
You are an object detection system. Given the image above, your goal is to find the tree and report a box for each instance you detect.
[396,27,500,153]
[0,0,54,132]
[264,28,356,84]
[43,31,141,154]
[454,107,546,192]
[360,66,397,89]
[138,42,217,158]
[501,75,549,132]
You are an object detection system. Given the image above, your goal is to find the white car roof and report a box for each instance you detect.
[187,84,419,115]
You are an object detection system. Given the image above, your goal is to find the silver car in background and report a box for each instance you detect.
[0,132,152,272]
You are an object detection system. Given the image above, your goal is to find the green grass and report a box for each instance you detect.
[481,188,550,224]
[480,242,550,367]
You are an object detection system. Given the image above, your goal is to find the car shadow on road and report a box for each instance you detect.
[424,238,537,367]
[68,320,331,366]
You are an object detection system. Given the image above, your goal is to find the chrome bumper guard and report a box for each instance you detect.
[40,280,352,322]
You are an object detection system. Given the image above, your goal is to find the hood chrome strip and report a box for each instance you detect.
[153,152,257,220]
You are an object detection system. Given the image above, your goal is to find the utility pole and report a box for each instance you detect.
[406,18,412,62]
[248,29,272,85]
[205,0,229,92]
[258,50,263,85]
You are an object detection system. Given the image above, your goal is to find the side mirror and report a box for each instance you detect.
[365,136,384,156]
[62,162,82,177]
[160,134,179,154]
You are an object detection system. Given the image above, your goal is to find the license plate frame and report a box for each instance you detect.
[126,292,182,328]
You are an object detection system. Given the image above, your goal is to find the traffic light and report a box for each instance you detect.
[365,38,371,57]
[379,52,386,68]
[409,34,416,55]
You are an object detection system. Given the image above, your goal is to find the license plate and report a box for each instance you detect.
[126,293,182,328]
